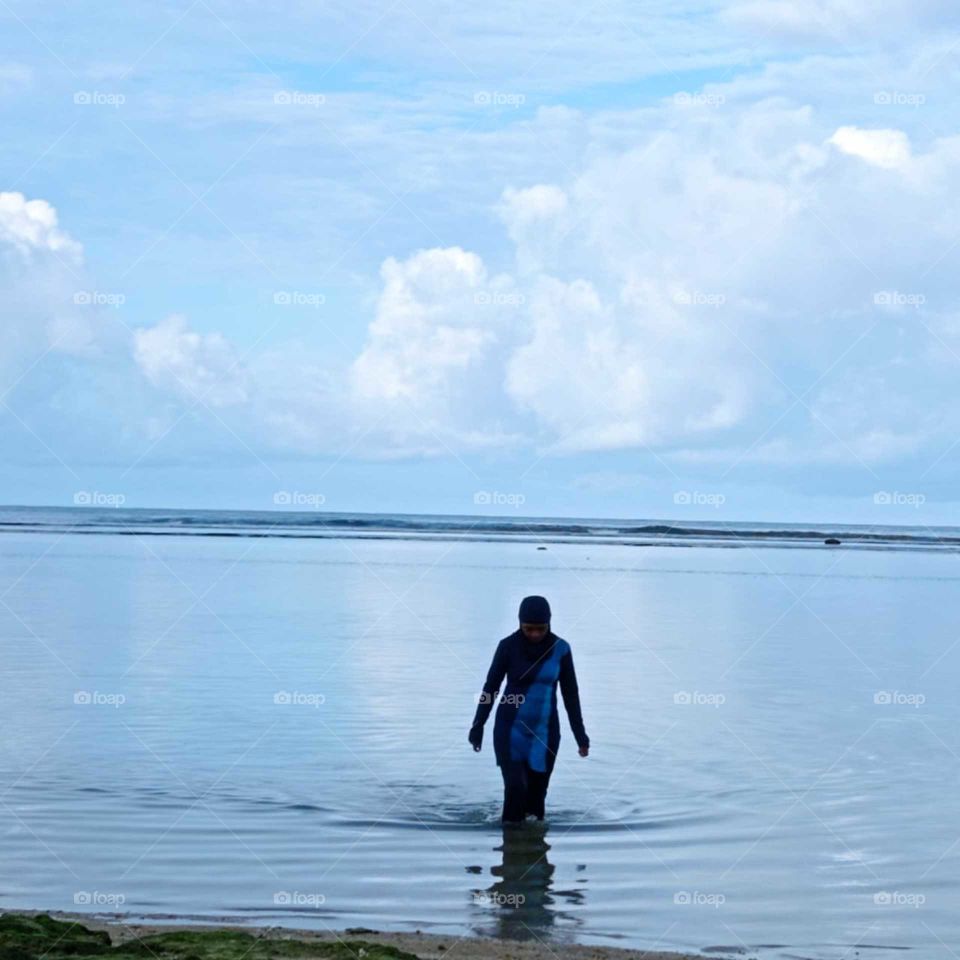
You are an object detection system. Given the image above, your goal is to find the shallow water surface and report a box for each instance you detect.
[2,519,959,959]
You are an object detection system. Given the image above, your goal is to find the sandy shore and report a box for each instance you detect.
[7,910,711,960]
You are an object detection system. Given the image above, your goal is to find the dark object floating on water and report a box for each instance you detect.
[824,537,842,545]
[537,546,547,550]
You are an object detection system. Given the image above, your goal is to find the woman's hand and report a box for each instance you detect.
[578,745,589,757]
[468,726,483,751]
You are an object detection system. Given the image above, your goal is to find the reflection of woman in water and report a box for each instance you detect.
[469,596,590,824]
[471,826,587,939]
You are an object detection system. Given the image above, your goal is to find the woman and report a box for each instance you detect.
[469,595,590,824]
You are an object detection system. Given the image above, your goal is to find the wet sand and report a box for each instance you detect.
[9,911,709,960]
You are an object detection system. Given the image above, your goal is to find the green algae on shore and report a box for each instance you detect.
[0,914,422,960]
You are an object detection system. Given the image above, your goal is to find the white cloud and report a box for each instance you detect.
[133,315,249,408]
[497,185,570,275]
[352,247,492,402]
[8,93,960,479]
[340,95,960,466]
[349,247,519,443]
[828,126,912,170]
[0,192,82,259]
[8,14,960,492]
[504,272,752,453]
[0,192,97,399]
[723,0,957,42]
[724,0,874,39]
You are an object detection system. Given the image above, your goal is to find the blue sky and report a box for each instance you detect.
[3,0,960,524]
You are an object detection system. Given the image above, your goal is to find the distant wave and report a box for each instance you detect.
[1,506,958,551]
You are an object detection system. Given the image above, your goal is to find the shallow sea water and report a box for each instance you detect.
[2,523,959,959]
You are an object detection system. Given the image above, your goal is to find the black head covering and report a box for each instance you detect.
[518,595,551,624]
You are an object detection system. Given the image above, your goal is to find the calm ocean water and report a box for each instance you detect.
[2,506,960,959]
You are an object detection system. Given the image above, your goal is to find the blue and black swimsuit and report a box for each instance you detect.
[471,630,589,821]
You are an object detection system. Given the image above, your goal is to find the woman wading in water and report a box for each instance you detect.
[469,595,590,824]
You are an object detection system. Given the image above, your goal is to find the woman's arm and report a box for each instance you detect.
[468,639,509,749]
[559,647,589,754]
